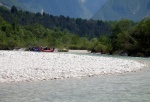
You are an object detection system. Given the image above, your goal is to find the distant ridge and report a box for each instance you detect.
[1,0,148,21]
[92,0,150,21]
[0,0,106,19]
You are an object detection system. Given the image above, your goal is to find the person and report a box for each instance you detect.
[52,48,55,51]
[44,46,48,50]
[39,46,43,51]
[29,46,31,51]
[31,46,35,51]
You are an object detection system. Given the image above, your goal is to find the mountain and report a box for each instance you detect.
[0,0,107,19]
[84,0,106,14]
[1,0,149,21]
[93,0,150,21]
[17,0,92,19]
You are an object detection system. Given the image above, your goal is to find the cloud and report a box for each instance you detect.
[80,0,86,3]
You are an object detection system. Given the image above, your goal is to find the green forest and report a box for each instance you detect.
[0,6,150,57]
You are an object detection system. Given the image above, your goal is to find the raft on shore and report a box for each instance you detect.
[29,46,55,52]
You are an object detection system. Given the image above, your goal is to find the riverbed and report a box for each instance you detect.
[0,53,150,102]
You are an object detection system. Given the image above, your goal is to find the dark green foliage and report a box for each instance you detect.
[11,6,17,13]
[130,18,150,56]
[110,18,150,57]
[110,19,134,51]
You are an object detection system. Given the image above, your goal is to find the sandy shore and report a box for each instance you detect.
[68,50,90,53]
[0,51,146,83]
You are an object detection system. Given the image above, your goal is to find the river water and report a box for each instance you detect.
[0,55,150,102]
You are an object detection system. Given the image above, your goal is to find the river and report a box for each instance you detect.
[0,55,150,102]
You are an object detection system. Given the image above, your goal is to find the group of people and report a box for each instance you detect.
[29,46,55,52]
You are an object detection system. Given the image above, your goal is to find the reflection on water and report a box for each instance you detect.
[0,56,150,102]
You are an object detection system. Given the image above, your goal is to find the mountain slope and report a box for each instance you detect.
[0,0,107,19]
[18,0,92,19]
[84,0,107,14]
[93,0,150,21]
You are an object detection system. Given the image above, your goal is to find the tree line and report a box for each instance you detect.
[0,6,150,57]
[0,6,110,38]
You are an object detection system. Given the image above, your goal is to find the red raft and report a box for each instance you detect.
[41,48,55,52]
[42,49,54,52]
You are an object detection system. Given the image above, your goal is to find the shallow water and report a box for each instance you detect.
[0,56,150,102]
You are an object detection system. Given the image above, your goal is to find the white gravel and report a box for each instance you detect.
[0,51,146,83]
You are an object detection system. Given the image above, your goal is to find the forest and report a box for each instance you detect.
[0,6,150,57]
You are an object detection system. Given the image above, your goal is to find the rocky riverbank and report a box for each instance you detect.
[0,51,146,83]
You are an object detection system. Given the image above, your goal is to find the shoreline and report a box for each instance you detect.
[0,50,147,83]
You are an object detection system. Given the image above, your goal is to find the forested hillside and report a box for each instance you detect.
[0,13,91,51]
[0,6,150,57]
[0,6,110,38]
